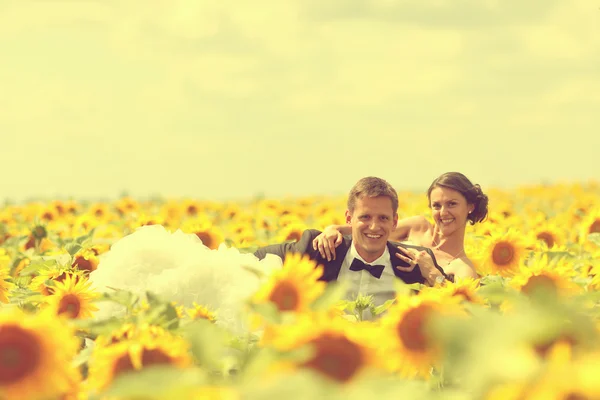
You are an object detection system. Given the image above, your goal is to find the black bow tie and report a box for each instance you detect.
[349,258,385,279]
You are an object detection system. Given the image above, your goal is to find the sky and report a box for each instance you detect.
[1,0,599,202]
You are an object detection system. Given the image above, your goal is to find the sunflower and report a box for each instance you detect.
[94,323,169,348]
[275,222,308,243]
[115,196,140,216]
[29,268,85,296]
[132,213,167,229]
[578,208,600,244]
[252,253,326,313]
[187,302,217,323]
[529,221,566,250]
[0,277,15,304]
[521,344,600,399]
[0,307,80,400]
[422,277,486,306]
[87,328,192,392]
[180,219,224,250]
[509,253,582,298]
[45,274,100,319]
[377,290,467,379]
[585,250,600,290]
[71,248,99,274]
[476,229,530,277]
[261,312,378,383]
[0,261,15,304]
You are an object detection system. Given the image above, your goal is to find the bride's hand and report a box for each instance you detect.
[312,226,343,261]
[395,246,441,285]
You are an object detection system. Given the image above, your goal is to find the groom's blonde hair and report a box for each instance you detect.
[347,177,398,214]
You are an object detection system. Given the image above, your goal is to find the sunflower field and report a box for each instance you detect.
[1,182,600,400]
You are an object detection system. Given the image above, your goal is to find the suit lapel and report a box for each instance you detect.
[318,236,351,282]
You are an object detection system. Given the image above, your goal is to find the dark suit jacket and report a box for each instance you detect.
[254,229,444,285]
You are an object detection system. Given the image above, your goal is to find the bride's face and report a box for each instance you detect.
[429,186,473,236]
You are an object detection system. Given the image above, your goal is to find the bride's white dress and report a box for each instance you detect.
[88,225,283,334]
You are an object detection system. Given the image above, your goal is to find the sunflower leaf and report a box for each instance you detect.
[65,242,82,257]
[100,287,140,309]
[372,298,396,316]
[588,233,600,247]
[248,302,281,324]
[181,319,229,371]
[103,366,206,398]
[310,281,348,311]
[17,258,58,276]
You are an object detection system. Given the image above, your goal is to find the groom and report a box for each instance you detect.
[254,176,435,315]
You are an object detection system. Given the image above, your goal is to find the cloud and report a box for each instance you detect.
[0,0,598,201]
[302,0,561,28]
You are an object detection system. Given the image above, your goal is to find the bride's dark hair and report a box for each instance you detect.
[426,172,489,225]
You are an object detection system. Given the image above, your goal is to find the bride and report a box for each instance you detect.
[88,224,283,333]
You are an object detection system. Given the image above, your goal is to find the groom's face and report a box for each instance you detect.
[345,195,398,263]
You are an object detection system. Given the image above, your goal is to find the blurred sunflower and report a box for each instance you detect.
[509,253,582,298]
[578,208,600,244]
[45,274,100,319]
[94,323,169,348]
[262,313,378,383]
[187,302,217,323]
[252,253,325,313]
[522,344,600,399]
[585,250,600,290]
[115,196,140,216]
[71,248,100,274]
[0,308,80,400]
[0,265,15,303]
[422,277,486,306]
[87,328,192,392]
[275,222,308,243]
[180,219,224,250]
[529,221,565,250]
[476,229,530,277]
[377,291,467,379]
[29,268,85,296]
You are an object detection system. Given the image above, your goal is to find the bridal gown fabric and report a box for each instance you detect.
[88,225,283,334]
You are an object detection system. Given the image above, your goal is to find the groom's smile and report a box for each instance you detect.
[346,195,398,263]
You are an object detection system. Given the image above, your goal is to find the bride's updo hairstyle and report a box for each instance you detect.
[426,172,489,225]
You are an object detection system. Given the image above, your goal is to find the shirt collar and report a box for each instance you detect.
[350,241,389,265]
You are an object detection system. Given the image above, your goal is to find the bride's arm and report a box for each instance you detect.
[445,259,478,280]
[389,215,432,242]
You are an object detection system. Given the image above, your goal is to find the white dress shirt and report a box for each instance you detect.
[336,242,397,320]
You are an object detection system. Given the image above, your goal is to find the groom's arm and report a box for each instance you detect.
[254,229,322,261]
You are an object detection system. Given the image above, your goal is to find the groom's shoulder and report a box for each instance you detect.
[253,228,323,260]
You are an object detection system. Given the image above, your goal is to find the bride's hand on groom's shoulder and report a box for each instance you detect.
[312,226,343,261]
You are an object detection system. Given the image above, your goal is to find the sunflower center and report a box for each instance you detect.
[536,232,555,248]
[187,205,198,215]
[534,335,576,359]
[113,348,173,377]
[0,325,41,384]
[72,256,94,273]
[302,333,363,383]
[452,288,474,303]
[41,212,54,221]
[58,294,82,318]
[492,242,514,266]
[521,274,557,297]
[268,281,300,311]
[396,305,432,352]
[564,393,588,400]
[589,219,600,234]
[24,236,36,250]
[195,232,214,249]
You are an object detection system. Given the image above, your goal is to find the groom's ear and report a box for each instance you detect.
[345,210,352,224]
[392,213,398,230]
